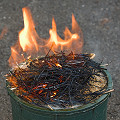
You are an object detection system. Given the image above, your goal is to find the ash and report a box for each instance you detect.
[6,52,108,110]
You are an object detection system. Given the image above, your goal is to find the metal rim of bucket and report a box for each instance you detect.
[7,69,112,114]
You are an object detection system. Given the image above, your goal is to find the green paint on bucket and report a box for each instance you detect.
[7,70,112,120]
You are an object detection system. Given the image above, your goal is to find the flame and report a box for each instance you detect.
[9,7,83,67]
[19,7,39,52]
[8,46,24,67]
[8,7,84,104]
[50,90,58,98]
[55,63,62,68]
[46,16,82,52]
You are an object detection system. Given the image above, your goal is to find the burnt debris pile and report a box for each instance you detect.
[6,52,108,109]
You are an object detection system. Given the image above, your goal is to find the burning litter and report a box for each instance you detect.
[6,7,112,110]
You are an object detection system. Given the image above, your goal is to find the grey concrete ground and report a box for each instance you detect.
[0,0,120,120]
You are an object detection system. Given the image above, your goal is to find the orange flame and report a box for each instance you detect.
[55,63,62,68]
[8,46,24,67]
[19,7,39,52]
[46,16,83,52]
[9,7,83,67]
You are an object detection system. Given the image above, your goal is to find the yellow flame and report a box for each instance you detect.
[19,7,39,52]
[9,7,84,67]
[55,63,62,68]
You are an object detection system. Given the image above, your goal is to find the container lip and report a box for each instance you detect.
[7,69,112,113]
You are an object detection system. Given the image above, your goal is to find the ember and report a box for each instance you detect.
[6,7,110,110]
[6,51,108,109]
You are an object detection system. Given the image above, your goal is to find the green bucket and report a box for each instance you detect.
[7,70,112,120]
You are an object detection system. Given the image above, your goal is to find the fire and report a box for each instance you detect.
[55,63,62,68]
[48,18,79,46]
[9,7,83,67]
[19,7,39,52]
[8,46,24,67]
[46,15,82,52]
